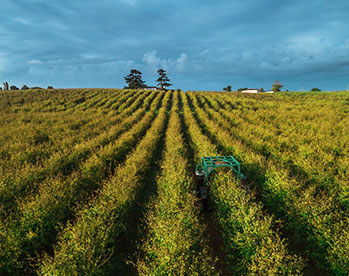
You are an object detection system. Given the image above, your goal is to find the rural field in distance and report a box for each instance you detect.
[0,89,348,275]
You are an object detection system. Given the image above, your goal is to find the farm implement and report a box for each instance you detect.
[195,156,246,210]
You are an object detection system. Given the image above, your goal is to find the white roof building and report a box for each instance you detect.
[240,89,274,93]
[241,89,259,93]
[145,86,161,91]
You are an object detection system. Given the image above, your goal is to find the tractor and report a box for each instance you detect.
[195,156,246,211]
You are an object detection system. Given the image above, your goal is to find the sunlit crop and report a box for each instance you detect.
[0,89,347,275]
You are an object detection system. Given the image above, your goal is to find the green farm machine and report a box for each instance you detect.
[195,156,246,210]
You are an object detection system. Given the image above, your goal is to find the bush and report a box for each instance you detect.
[10,86,19,90]
[223,85,232,92]
[272,80,283,92]
[237,87,248,92]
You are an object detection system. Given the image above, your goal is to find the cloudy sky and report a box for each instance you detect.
[1,0,349,91]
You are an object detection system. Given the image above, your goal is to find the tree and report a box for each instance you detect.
[260,87,265,92]
[223,85,232,92]
[272,80,283,92]
[47,86,54,89]
[21,85,29,90]
[10,85,19,90]
[3,82,9,90]
[237,87,248,92]
[124,69,146,89]
[311,88,321,92]
[157,69,172,90]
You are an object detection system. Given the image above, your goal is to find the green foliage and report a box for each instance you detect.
[272,80,284,92]
[311,87,321,91]
[223,85,232,92]
[0,90,162,274]
[0,88,347,275]
[210,173,304,275]
[124,69,146,89]
[10,85,19,90]
[157,68,172,90]
[183,93,305,275]
[137,92,216,275]
[186,90,348,275]
[32,130,50,145]
[39,92,171,275]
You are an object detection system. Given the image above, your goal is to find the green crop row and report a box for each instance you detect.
[0,89,94,112]
[0,90,131,170]
[188,93,348,275]
[182,93,304,275]
[0,91,163,274]
[38,91,171,275]
[137,91,216,275]
[0,90,155,218]
[203,93,348,209]
[0,89,346,275]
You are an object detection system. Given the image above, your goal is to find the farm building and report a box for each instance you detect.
[241,89,259,93]
[241,89,274,93]
[145,86,161,91]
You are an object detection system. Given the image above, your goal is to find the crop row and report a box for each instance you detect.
[0,90,156,218]
[205,93,348,209]
[137,91,216,275]
[0,89,92,112]
[181,93,304,275]
[2,89,101,113]
[0,90,141,171]
[32,89,122,112]
[38,91,171,275]
[0,91,164,274]
[188,93,348,275]
[73,90,122,112]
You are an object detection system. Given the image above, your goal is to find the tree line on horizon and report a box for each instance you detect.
[1,82,54,91]
[223,80,285,92]
[223,81,322,92]
[2,74,323,92]
[124,68,172,90]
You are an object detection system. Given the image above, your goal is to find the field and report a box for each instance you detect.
[0,89,348,275]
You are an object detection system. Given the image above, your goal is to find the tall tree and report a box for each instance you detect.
[3,82,9,90]
[124,69,146,89]
[272,80,284,92]
[223,85,232,92]
[157,69,172,90]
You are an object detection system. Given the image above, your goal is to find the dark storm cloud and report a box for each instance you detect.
[0,0,348,90]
